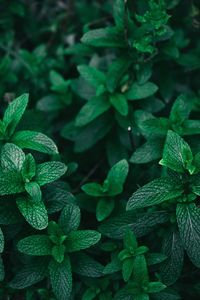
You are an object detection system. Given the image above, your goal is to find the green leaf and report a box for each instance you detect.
[52,244,66,263]
[17,235,52,256]
[17,197,48,230]
[176,203,200,267]
[122,258,135,282]
[106,159,129,196]
[12,130,58,154]
[169,94,192,125]
[96,198,115,221]
[160,230,184,285]
[59,204,81,234]
[3,94,29,136]
[1,143,25,172]
[126,82,158,100]
[109,93,128,116]
[160,130,194,174]
[140,118,170,138]
[0,228,4,253]
[75,96,110,127]
[124,229,138,250]
[36,162,67,186]
[65,230,101,252]
[71,252,103,277]
[126,177,183,210]
[49,256,72,300]
[0,171,24,195]
[0,257,4,282]
[113,0,125,28]
[181,120,200,136]
[9,258,48,289]
[25,182,42,202]
[106,57,131,93]
[146,253,167,265]
[147,282,166,293]
[21,154,36,181]
[81,27,125,48]
[77,65,106,89]
[81,183,104,197]
[133,254,149,284]
[130,139,164,164]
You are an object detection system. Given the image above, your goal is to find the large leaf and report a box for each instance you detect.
[36,161,67,186]
[17,235,52,256]
[1,143,25,172]
[65,230,101,252]
[126,177,183,210]
[176,203,200,267]
[160,230,184,285]
[16,197,48,230]
[49,256,72,300]
[0,171,24,195]
[59,204,81,234]
[12,130,58,154]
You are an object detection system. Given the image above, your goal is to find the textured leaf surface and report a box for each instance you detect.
[77,65,106,88]
[36,161,67,186]
[17,197,48,230]
[17,235,52,256]
[59,204,81,234]
[71,252,103,277]
[65,230,101,252]
[126,82,158,100]
[127,177,183,210]
[176,203,200,267]
[49,256,72,300]
[0,228,4,253]
[12,130,58,154]
[1,143,25,171]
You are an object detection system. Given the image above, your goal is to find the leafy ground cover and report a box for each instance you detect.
[1,0,200,299]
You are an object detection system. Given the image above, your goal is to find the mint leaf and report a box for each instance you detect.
[1,143,25,172]
[106,159,129,196]
[3,94,29,136]
[16,197,48,230]
[81,183,104,197]
[126,82,158,100]
[65,230,101,252]
[0,228,4,253]
[52,244,66,263]
[169,94,192,125]
[109,93,128,116]
[75,96,110,127]
[12,130,58,154]
[0,171,24,195]
[77,65,106,89]
[21,154,36,181]
[126,177,183,210]
[9,258,48,289]
[49,256,72,300]
[35,161,67,186]
[96,198,115,221]
[160,130,194,174]
[113,0,125,28]
[176,203,200,267]
[71,252,103,277]
[59,204,81,234]
[18,235,52,256]
[25,181,42,202]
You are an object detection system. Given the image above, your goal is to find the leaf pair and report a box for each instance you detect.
[0,94,58,154]
[0,143,67,229]
[82,159,129,221]
[16,204,101,300]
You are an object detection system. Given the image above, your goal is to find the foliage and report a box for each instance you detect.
[1,0,200,299]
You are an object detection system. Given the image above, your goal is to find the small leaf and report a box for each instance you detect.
[71,252,103,277]
[52,245,66,263]
[25,182,42,202]
[124,229,138,250]
[0,228,4,253]
[147,282,166,293]
[49,256,72,300]
[21,154,36,181]
[75,96,110,127]
[126,177,183,210]
[169,94,192,125]
[12,130,58,154]
[81,183,104,197]
[3,94,29,136]
[160,130,194,173]
[109,93,128,116]
[77,65,106,89]
[65,230,101,252]
[106,159,129,196]
[96,198,115,221]
[126,82,158,100]
[122,258,135,282]
[17,197,48,230]
[17,235,52,256]
[36,162,67,186]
